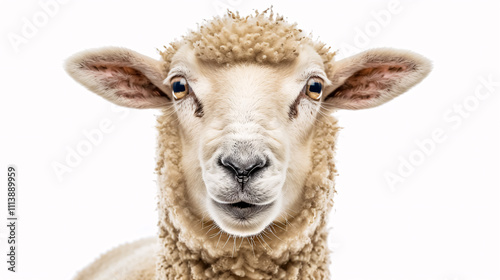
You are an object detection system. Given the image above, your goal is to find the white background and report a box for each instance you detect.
[0,0,498,279]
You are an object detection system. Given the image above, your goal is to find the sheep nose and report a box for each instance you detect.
[220,156,266,184]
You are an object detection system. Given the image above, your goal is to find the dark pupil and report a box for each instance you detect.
[309,82,322,93]
[172,81,186,93]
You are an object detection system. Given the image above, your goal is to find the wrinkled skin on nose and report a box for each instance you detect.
[204,132,286,205]
[219,152,267,187]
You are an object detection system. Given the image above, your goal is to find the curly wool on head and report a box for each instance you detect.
[160,9,335,69]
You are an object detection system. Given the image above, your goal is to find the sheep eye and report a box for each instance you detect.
[306,77,323,101]
[171,77,189,100]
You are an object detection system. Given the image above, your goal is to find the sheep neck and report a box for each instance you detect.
[155,112,339,280]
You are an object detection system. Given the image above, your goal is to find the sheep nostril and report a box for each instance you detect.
[244,161,266,176]
[219,157,267,180]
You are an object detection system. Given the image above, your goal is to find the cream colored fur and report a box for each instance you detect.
[73,238,156,280]
[66,10,431,280]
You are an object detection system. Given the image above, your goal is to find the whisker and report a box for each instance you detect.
[273,221,286,231]
[232,236,237,257]
[222,233,231,249]
[248,237,256,259]
[256,234,272,252]
[209,229,222,239]
[216,231,223,248]
[261,230,271,240]
[238,236,245,250]
[267,225,283,241]
[284,212,297,229]
[206,223,219,235]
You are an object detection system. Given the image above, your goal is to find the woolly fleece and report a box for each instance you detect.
[72,112,338,280]
[73,10,342,280]
[160,9,335,74]
[154,113,339,279]
[73,237,156,280]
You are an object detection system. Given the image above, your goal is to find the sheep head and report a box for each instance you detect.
[65,11,431,238]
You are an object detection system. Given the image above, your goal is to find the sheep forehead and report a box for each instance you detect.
[168,44,328,104]
[160,10,335,70]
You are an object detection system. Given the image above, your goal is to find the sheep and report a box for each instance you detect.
[65,9,431,280]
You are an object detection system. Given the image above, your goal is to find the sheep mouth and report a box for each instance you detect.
[229,201,254,209]
[214,200,273,220]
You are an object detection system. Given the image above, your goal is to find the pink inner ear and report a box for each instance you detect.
[83,62,167,99]
[331,62,414,100]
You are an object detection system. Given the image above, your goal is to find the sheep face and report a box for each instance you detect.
[167,44,329,236]
[65,38,430,238]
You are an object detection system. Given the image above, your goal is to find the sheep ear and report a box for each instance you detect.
[65,47,171,109]
[324,48,432,110]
